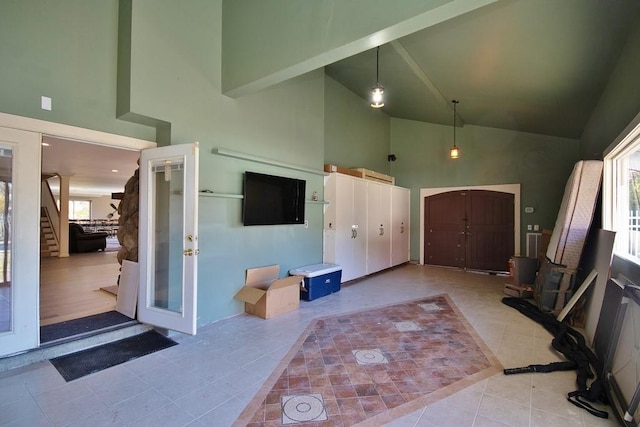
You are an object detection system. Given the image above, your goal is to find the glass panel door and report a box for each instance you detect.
[0,127,40,356]
[0,149,13,334]
[138,143,198,335]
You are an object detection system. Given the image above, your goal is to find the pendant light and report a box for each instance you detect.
[370,46,384,108]
[450,100,460,159]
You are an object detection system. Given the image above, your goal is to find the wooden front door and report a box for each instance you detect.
[424,190,514,272]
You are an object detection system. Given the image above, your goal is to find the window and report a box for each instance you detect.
[604,113,640,262]
[68,200,91,220]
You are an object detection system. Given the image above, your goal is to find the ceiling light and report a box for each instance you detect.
[41,142,50,147]
[111,169,119,173]
[370,46,384,108]
[450,100,460,159]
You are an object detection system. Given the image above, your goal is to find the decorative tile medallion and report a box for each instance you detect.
[352,349,389,365]
[234,294,502,427]
[393,320,421,332]
[419,302,442,312]
[281,394,327,424]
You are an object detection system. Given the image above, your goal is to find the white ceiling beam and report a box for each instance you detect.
[224,0,499,98]
[390,40,464,126]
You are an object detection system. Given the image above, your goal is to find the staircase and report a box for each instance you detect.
[40,208,59,257]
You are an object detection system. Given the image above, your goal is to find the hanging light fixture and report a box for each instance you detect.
[450,100,460,159]
[370,46,384,108]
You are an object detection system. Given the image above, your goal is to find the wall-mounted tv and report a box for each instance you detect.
[242,171,306,226]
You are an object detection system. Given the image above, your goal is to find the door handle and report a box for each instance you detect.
[184,248,194,256]
[379,225,384,236]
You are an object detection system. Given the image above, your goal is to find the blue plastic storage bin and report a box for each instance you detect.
[289,263,342,301]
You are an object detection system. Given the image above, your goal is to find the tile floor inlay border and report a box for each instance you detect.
[233,294,502,426]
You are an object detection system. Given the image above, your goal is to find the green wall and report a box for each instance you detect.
[323,77,580,262]
[0,0,155,140]
[324,76,391,173]
[119,0,326,324]
[390,119,579,260]
[580,16,640,159]
[2,0,327,326]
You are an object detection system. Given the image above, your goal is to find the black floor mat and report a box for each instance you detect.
[50,331,177,381]
[41,311,133,343]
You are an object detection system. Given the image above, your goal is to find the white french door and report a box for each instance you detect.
[138,142,199,335]
[0,127,41,357]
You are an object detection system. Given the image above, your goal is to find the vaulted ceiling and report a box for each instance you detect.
[325,0,640,139]
[43,1,640,198]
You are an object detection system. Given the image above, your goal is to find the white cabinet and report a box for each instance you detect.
[324,173,367,282]
[366,181,391,274]
[324,173,410,283]
[391,186,410,266]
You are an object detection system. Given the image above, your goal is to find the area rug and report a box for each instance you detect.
[41,310,134,343]
[233,294,502,426]
[50,330,177,381]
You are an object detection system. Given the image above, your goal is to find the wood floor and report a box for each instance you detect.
[40,250,120,326]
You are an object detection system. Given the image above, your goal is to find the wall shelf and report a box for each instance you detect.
[199,191,327,204]
[199,192,243,199]
[212,147,327,176]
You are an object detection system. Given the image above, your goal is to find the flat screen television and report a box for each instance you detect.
[242,172,306,226]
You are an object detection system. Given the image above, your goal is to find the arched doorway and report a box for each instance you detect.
[423,189,515,272]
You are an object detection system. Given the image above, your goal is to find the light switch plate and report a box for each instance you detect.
[41,96,52,111]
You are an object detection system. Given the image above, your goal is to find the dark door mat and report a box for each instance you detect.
[50,331,177,381]
[41,311,134,343]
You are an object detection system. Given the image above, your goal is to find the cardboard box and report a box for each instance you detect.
[234,264,303,319]
[324,164,363,178]
[289,263,342,301]
[350,168,395,185]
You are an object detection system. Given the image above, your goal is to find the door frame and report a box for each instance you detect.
[0,112,156,356]
[419,183,521,265]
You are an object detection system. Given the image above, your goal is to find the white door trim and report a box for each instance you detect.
[0,113,155,151]
[419,184,521,265]
[0,112,156,354]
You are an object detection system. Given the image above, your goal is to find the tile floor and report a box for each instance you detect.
[237,294,502,426]
[0,264,621,426]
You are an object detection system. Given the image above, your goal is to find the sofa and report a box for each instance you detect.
[69,223,108,253]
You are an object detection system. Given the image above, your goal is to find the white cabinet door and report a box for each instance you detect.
[323,173,367,283]
[333,174,355,281]
[367,182,391,274]
[391,186,411,266]
[351,178,368,280]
